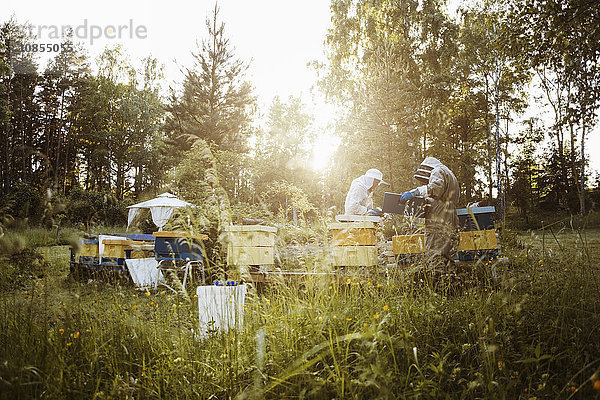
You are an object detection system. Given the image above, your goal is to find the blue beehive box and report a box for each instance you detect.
[456,206,496,231]
[153,231,207,262]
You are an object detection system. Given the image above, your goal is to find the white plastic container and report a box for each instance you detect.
[197,284,247,335]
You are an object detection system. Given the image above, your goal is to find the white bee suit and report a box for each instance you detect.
[344,175,376,215]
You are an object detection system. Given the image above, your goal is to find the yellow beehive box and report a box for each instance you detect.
[227,245,274,266]
[392,234,425,254]
[129,242,155,259]
[457,230,498,251]
[102,239,136,258]
[225,225,277,247]
[328,222,377,246]
[331,245,378,266]
[79,241,99,257]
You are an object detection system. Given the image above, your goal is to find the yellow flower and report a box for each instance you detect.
[328,286,332,290]
[318,317,323,322]
[66,342,72,347]
[347,317,352,321]
[85,329,91,334]
[497,361,504,370]
[73,331,80,339]
[564,268,568,271]
[373,313,379,319]
[346,279,351,284]
[58,329,64,335]
[363,323,368,327]
[366,281,372,286]
[145,291,151,297]
[150,301,154,306]
[383,305,389,311]
[161,291,166,295]
[132,305,138,310]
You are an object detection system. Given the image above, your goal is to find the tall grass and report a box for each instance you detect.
[1,228,600,399]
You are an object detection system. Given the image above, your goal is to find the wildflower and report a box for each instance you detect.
[366,281,372,286]
[150,301,154,306]
[538,259,542,263]
[383,305,389,311]
[145,291,150,297]
[132,305,138,310]
[347,317,352,321]
[497,361,504,370]
[66,342,72,347]
[328,286,333,290]
[594,380,600,392]
[564,268,568,271]
[58,329,64,335]
[194,295,198,298]
[318,317,323,322]
[373,313,379,319]
[161,291,166,295]
[377,284,381,288]
[154,311,157,315]
[363,323,368,327]
[346,279,351,284]
[85,329,91,334]
[571,386,577,392]
[73,331,80,339]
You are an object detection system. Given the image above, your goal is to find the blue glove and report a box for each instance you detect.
[399,190,416,203]
[367,207,383,216]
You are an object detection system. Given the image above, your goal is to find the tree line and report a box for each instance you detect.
[0,0,599,231]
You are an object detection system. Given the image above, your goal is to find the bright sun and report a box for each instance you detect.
[310,101,341,171]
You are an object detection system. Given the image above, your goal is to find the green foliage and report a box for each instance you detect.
[66,187,127,227]
[1,229,600,398]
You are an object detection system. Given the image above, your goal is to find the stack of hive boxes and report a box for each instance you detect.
[456,206,499,260]
[226,225,277,266]
[328,217,379,267]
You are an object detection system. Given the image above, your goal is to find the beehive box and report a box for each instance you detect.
[329,222,377,246]
[457,230,498,251]
[456,206,496,231]
[225,225,277,247]
[153,231,208,262]
[328,221,378,266]
[78,238,99,263]
[392,234,425,254]
[331,246,378,267]
[102,239,136,259]
[226,225,277,266]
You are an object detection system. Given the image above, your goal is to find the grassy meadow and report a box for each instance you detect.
[0,224,600,399]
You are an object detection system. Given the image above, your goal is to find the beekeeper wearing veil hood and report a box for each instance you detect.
[344,169,389,215]
[399,157,460,265]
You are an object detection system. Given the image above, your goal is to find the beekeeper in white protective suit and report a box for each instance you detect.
[344,169,389,215]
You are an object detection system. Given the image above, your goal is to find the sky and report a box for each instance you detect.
[2,0,599,174]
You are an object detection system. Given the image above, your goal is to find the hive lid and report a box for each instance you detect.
[334,215,382,223]
[456,206,496,216]
[226,225,277,233]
